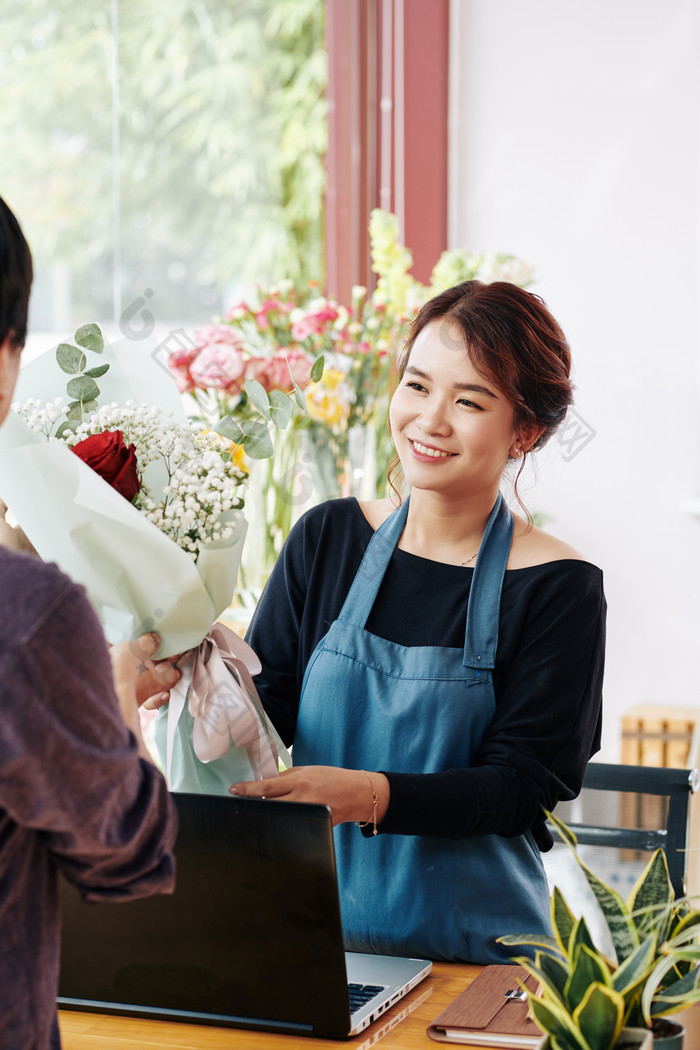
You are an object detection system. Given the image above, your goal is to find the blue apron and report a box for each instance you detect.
[293,492,551,963]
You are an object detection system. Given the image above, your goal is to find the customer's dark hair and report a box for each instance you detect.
[0,196,33,350]
[397,279,573,451]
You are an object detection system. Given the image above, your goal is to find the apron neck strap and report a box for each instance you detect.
[337,498,410,627]
[462,492,513,671]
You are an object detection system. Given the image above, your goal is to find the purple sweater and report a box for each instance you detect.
[0,548,177,1049]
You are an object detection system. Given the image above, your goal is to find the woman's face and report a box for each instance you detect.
[389,319,519,501]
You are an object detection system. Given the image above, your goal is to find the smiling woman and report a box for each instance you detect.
[238,278,606,965]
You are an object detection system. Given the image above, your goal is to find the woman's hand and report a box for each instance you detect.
[230,766,390,828]
[109,633,181,761]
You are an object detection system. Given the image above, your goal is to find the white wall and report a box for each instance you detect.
[449,0,700,759]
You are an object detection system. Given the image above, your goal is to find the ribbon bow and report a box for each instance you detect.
[165,622,288,786]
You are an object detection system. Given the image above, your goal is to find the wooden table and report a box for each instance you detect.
[58,962,479,1049]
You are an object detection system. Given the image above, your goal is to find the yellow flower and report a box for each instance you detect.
[307,368,347,426]
[229,441,249,474]
[201,428,249,474]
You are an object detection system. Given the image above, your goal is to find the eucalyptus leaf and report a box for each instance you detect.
[268,389,293,429]
[83,363,110,379]
[240,420,274,459]
[215,415,246,443]
[65,402,84,422]
[55,420,79,438]
[310,354,324,382]
[66,376,100,401]
[243,378,271,417]
[292,379,306,413]
[74,323,104,353]
[56,343,86,374]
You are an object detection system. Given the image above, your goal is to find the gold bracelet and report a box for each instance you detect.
[355,770,379,836]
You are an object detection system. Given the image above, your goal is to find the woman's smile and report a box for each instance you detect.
[409,439,457,460]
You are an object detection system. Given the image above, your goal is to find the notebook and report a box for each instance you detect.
[57,792,432,1038]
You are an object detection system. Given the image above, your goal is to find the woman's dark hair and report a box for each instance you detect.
[0,196,33,350]
[397,279,573,450]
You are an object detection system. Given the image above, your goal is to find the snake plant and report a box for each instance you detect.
[499,810,700,1050]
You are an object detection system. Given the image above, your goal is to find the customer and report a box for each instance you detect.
[234,279,606,964]
[0,195,180,1049]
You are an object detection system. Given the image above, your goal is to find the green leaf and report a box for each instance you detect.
[498,933,563,955]
[668,907,700,945]
[310,354,324,382]
[506,955,568,1011]
[215,416,246,443]
[66,376,100,401]
[268,389,293,430]
[83,363,110,379]
[611,934,657,998]
[240,420,274,459]
[549,811,638,963]
[569,917,596,959]
[538,951,571,999]
[574,983,624,1050]
[628,850,674,941]
[552,886,577,956]
[548,810,580,849]
[56,343,86,374]
[65,401,83,421]
[292,378,306,412]
[650,966,700,1017]
[65,398,98,422]
[243,378,272,417]
[565,945,611,1012]
[55,419,78,438]
[529,996,588,1050]
[74,322,104,353]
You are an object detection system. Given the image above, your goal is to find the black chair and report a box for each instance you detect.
[549,762,700,899]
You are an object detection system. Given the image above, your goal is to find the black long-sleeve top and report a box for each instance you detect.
[246,497,605,850]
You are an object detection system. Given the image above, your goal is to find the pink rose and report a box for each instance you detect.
[291,305,339,342]
[193,323,244,347]
[167,346,199,393]
[246,350,313,393]
[190,343,246,391]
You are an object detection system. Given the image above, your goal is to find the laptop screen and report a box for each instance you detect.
[58,793,353,1037]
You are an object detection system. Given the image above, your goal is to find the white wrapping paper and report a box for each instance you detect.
[0,333,282,792]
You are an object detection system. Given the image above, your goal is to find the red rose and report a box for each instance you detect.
[71,430,140,502]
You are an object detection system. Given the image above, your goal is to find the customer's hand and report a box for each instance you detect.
[0,500,38,556]
[110,633,181,760]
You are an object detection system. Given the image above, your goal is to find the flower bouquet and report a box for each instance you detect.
[0,323,292,793]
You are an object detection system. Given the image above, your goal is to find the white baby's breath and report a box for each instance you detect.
[14,398,247,561]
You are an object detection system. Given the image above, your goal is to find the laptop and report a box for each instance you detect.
[57,792,432,1039]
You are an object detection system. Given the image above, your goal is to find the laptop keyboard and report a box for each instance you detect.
[348,982,386,1012]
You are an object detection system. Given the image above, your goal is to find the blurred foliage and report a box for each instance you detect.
[0,0,327,323]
